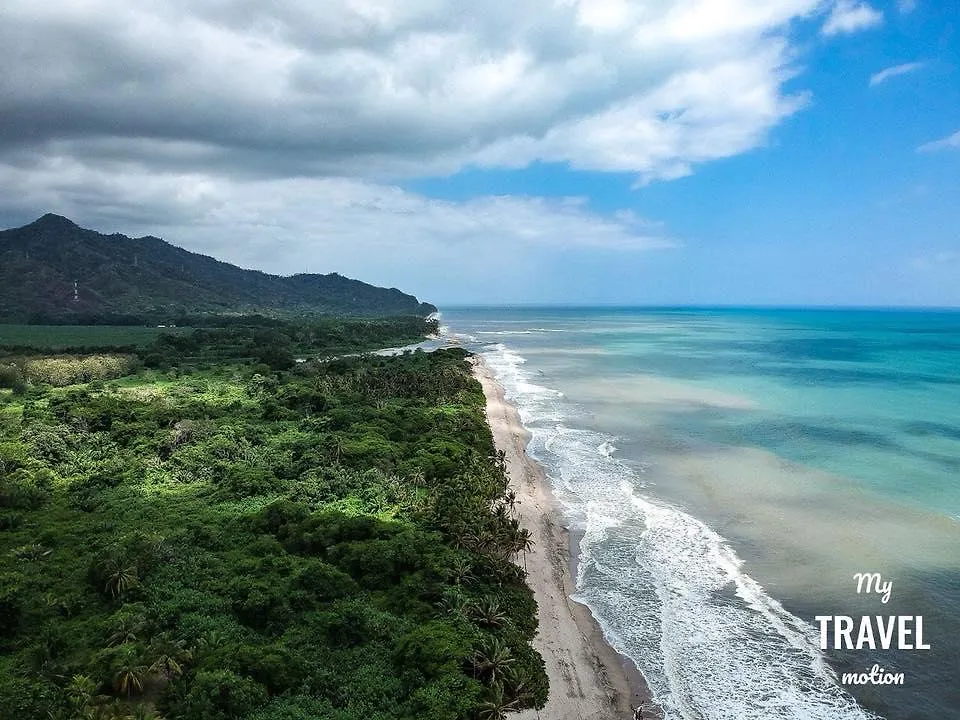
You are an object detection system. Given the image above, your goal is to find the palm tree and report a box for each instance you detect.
[492,504,510,525]
[502,666,537,707]
[100,553,138,599]
[114,663,146,698]
[131,706,167,720]
[329,435,347,463]
[476,682,521,720]
[192,629,225,661]
[147,635,191,681]
[440,590,471,618]
[502,489,519,517]
[446,556,475,586]
[512,528,534,562]
[66,674,98,717]
[472,597,508,629]
[472,639,516,686]
[448,524,480,552]
[107,614,146,647]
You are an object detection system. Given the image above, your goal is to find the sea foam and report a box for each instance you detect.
[482,343,880,720]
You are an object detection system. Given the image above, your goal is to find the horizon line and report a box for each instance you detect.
[436,303,960,312]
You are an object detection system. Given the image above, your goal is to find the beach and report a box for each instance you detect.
[450,307,960,720]
[472,358,653,720]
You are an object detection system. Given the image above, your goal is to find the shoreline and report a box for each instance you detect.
[472,357,658,720]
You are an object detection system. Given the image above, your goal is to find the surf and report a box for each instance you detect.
[483,341,880,720]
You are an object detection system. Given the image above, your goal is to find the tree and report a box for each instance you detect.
[471,639,516,686]
[98,552,139,599]
[476,682,521,720]
[0,365,26,394]
[106,610,147,647]
[111,646,147,698]
[168,670,267,720]
[147,634,191,681]
[65,674,98,718]
[471,597,508,629]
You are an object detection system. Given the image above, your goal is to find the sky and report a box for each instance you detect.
[0,0,958,307]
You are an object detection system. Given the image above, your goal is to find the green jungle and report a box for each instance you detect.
[0,317,547,720]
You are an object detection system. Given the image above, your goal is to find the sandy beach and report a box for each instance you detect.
[472,358,655,720]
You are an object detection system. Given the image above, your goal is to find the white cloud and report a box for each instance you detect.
[821,1,883,36]
[908,251,960,288]
[0,0,850,301]
[0,156,673,302]
[897,0,917,13]
[0,0,822,185]
[869,61,925,86]
[917,129,960,152]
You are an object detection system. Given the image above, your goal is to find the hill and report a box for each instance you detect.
[0,214,436,321]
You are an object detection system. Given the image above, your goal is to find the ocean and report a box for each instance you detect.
[438,307,960,720]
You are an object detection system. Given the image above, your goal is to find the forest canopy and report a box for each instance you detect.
[0,320,545,720]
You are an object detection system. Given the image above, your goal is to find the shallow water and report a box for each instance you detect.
[441,307,960,720]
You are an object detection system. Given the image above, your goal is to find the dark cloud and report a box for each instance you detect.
[0,0,825,301]
[1,0,818,179]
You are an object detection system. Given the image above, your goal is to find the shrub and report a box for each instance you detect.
[0,469,51,510]
[0,365,26,394]
[166,669,268,720]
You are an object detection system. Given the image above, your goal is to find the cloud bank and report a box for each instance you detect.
[0,0,833,299]
[1,0,822,183]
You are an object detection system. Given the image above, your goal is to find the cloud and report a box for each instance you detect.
[869,61,925,86]
[0,0,821,187]
[908,251,960,287]
[0,156,673,302]
[917,129,960,152]
[821,1,883,36]
[0,0,843,301]
[897,0,917,13]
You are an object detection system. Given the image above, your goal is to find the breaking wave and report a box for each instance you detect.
[481,342,880,720]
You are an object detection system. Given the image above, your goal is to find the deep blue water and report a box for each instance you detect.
[439,307,960,720]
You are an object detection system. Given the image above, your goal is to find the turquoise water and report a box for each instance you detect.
[440,307,960,720]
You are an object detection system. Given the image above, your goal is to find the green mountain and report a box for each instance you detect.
[0,214,436,321]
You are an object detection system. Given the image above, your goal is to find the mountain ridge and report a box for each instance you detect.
[0,214,436,321]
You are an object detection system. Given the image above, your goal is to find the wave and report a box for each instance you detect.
[597,441,618,458]
[481,342,880,720]
[477,330,539,335]
[475,328,568,335]
[436,324,479,343]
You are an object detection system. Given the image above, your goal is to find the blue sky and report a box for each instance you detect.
[1,0,958,306]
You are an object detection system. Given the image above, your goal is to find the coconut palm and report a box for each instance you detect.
[446,556,475,586]
[65,673,98,717]
[472,639,516,686]
[114,663,146,698]
[440,590,471,618]
[476,682,522,720]
[147,635,191,681]
[502,666,537,707]
[107,614,146,647]
[192,629,225,661]
[502,489,519,517]
[130,706,167,720]
[512,528,534,559]
[472,597,508,629]
[100,553,138,599]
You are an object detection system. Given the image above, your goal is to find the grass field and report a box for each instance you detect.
[0,324,187,350]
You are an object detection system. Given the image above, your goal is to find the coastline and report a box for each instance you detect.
[472,357,657,720]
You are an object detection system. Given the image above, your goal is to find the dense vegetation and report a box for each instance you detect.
[0,322,546,720]
[0,214,437,321]
[0,326,184,352]
[1,316,433,366]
